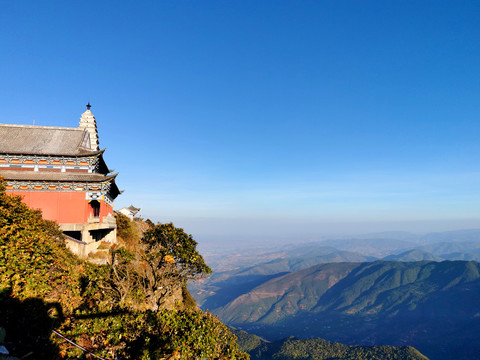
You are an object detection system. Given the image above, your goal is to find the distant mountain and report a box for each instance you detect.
[440,251,480,261]
[190,248,375,309]
[383,249,442,262]
[416,241,480,256]
[200,246,289,272]
[218,262,358,324]
[418,229,480,244]
[279,244,379,260]
[351,231,421,242]
[317,238,416,257]
[200,229,480,273]
[230,248,376,275]
[347,229,480,244]
[212,261,480,360]
[233,330,429,360]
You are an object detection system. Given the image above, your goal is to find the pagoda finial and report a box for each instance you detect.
[86,102,92,110]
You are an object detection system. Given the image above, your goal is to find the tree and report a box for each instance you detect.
[109,222,211,310]
[142,222,211,282]
[114,211,139,244]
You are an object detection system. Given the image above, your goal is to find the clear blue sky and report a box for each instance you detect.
[1,1,480,246]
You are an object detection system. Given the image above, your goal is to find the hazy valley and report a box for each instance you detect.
[191,229,480,360]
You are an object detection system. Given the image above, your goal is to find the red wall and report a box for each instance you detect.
[8,191,113,224]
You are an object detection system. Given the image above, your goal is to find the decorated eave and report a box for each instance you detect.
[0,171,120,200]
[0,149,105,165]
[0,150,106,175]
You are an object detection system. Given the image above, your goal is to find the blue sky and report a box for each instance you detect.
[1,1,480,245]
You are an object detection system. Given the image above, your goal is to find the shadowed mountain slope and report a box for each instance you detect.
[211,261,480,360]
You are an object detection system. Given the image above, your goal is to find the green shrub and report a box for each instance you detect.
[0,180,249,359]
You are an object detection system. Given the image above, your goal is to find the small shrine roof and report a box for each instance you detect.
[0,170,118,183]
[126,205,141,212]
[0,124,104,156]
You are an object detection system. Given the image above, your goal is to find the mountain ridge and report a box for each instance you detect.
[207,260,480,360]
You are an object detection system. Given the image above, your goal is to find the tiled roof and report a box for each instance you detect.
[0,124,103,156]
[0,170,118,183]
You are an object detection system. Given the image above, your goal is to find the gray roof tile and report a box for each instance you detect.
[0,124,102,156]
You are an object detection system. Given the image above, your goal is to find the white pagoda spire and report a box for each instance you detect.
[78,102,100,150]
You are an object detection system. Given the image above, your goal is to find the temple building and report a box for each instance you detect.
[0,104,120,258]
[119,205,141,220]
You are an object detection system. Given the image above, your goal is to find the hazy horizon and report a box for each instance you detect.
[167,216,480,249]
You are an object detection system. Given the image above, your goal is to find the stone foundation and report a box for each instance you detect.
[60,213,117,259]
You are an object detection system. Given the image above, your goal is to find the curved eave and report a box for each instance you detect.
[96,153,110,175]
[105,173,121,199]
[76,148,106,157]
[0,170,118,183]
[109,180,121,199]
[0,148,106,158]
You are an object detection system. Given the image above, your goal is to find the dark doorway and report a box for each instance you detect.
[90,200,100,217]
[63,231,82,241]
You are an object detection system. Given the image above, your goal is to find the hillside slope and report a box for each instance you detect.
[0,181,247,359]
[382,249,442,261]
[213,261,480,360]
[191,248,374,309]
